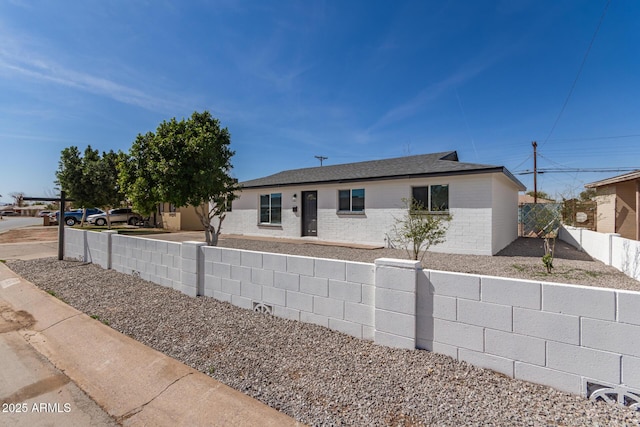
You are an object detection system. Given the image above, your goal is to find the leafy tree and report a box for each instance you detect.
[579,188,597,201]
[389,198,452,261]
[119,111,240,245]
[9,192,24,207]
[117,132,162,219]
[56,145,124,225]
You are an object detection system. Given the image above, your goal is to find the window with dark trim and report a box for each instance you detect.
[338,188,365,212]
[259,193,282,224]
[411,185,449,212]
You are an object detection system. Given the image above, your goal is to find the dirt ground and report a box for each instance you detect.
[0,226,59,243]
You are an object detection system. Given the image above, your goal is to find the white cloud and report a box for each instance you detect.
[0,30,186,113]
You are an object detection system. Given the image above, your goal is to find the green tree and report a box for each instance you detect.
[119,111,240,245]
[56,145,124,226]
[579,188,597,201]
[118,132,162,219]
[389,198,452,262]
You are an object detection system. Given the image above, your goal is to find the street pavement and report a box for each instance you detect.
[0,217,43,233]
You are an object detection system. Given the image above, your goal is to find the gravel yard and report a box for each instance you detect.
[211,236,640,291]
[7,236,640,426]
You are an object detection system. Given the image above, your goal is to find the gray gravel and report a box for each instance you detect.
[213,236,640,291]
[7,249,640,426]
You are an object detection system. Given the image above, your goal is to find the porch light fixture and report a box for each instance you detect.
[292,194,297,203]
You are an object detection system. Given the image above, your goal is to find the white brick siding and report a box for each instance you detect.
[224,173,519,255]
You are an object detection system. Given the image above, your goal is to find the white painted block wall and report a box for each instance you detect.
[419,270,640,395]
[65,228,640,402]
[560,225,640,281]
[201,246,377,340]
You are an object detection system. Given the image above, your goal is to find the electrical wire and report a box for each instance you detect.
[540,0,612,148]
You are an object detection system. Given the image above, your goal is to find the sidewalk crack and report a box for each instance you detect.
[116,372,194,423]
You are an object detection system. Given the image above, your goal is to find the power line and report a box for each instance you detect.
[541,0,612,148]
[548,133,640,142]
[515,167,639,175]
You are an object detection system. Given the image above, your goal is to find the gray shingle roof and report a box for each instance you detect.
[240,151,525,190]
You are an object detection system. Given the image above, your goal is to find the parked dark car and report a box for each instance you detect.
[55,208,105,226]
[0,210,19,216]
[87,208,142,226]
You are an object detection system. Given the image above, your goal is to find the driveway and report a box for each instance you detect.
[0,217,42,234]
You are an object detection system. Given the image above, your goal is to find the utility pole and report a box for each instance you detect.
[532,141,538,204]
[314,155,328,166]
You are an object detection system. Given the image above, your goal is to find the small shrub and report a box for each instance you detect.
[388,198,452,261]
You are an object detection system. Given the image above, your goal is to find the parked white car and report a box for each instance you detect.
[87,208,142,226]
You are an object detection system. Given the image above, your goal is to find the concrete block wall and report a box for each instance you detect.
[65,228,640,401]
[374,258,420,349]
[64,228,86,261]
[560,225,640,281]
[200,246,377,341]
[418,270,640,396]
[111,234,183,290]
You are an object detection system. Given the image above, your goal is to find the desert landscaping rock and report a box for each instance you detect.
[8,252,640,426]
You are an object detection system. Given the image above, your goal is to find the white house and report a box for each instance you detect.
[223,151,526,255]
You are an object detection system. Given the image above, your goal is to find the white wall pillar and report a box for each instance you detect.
[374,258,421,349]
[181,241,206,297]
[103,230,118,269]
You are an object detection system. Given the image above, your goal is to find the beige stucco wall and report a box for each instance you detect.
[616,181,637,240]
[595,187,616,233]
[161,212,182,231]
[160,204,204,231]
[179,205,205,231]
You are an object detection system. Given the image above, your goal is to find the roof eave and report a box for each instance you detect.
[585,171,640,188]
[241,167,526,191]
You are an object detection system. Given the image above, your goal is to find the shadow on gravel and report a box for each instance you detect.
[497,237,593,262]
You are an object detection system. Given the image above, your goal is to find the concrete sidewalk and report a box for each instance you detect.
[0,262,303,426]
[0,241,58,261]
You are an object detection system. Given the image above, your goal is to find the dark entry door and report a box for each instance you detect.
[301,191,317,236]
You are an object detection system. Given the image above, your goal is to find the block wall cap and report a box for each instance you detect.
[375,258,422,269]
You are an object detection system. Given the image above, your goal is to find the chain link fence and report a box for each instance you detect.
[519,203,562,237]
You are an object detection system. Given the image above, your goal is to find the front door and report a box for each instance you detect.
[301,191,317,236]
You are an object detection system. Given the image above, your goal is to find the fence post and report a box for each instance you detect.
[181,241,206,297]
[103,230,118,269]
[608,233,620,266]
[374,258,421,349]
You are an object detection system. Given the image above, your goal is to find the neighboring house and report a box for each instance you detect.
[585,170,640,240]
[517,194,555,205]
[223,151,526,255]
[159,203,205,231]
[15,204,50,216]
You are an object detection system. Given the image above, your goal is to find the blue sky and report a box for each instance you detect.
[1,0,638,204]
